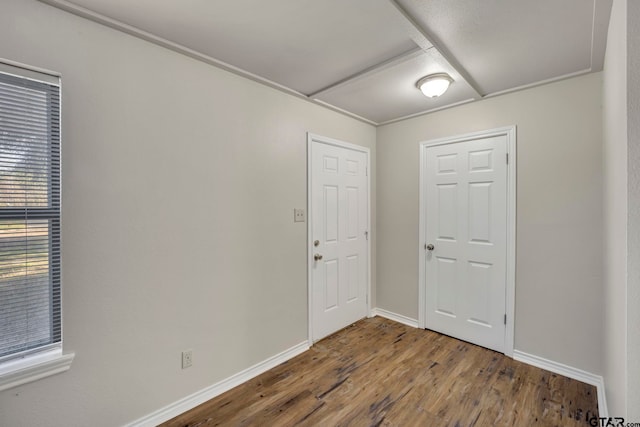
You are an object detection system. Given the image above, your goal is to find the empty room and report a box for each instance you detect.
[0,0,638,426]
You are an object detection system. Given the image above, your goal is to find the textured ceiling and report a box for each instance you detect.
[41,0,613,124]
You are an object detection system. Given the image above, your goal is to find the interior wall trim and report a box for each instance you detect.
[36,0,603,128]
[370,309,607,418]
[368,312,609,416]
[371,308,419,328]
[513,350,608,418]
[36,0,377,126]
[378,70,592,126]
[124,317,607,425]
[125,341,310,427]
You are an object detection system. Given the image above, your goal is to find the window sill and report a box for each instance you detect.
[0,348,75,392]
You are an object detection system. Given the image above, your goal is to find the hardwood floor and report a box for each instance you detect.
[161,317,598,427]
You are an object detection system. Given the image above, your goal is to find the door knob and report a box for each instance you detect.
[426,244,435,251]
[314,253,323,261]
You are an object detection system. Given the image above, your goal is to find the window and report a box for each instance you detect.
[0,62,72,391]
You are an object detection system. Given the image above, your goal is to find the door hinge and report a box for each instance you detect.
[424,243,427,250]
[504,314,507,325]
[365,230,369,240]
[366,167,368,176]
[506,153,509,164]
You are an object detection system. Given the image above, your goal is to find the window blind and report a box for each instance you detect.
[0,69,61,361]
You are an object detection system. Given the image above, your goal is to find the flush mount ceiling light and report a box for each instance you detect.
[416,73,453,98]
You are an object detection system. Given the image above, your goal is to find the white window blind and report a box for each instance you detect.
[0,67,61,362]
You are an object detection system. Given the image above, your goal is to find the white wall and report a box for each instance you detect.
[601,0,640,416]
[602,0,628,417]
[626,0,640,418]
[0,1,376,426]
[0,0,631,424]
[376,73,604,374]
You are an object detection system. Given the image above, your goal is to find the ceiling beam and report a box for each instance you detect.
[387,0,484,99]
[308,47,424,98]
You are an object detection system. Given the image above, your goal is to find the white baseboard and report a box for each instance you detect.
[368,313,608,416]
[125,341,310,427]
[513,350,607,417]
[127,324,609,426]
[371,308,419,328]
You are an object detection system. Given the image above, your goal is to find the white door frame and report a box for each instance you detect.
[418,126,517,357]
[307,133,372,345]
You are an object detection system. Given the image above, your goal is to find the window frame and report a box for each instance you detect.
[0,59,73,391]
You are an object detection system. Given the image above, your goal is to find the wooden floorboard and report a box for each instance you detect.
[161,317,598,427]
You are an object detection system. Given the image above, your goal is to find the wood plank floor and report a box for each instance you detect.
[161,317,598,427]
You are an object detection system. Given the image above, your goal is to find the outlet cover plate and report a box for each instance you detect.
[294,208,306,222]
[182,349,193,369]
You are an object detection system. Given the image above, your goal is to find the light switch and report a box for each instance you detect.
[294,208,306,222]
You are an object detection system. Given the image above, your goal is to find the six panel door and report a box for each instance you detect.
[424,135,508,352]
[311,140,368,342]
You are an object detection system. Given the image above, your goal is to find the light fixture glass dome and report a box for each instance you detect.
[416,73,453,98]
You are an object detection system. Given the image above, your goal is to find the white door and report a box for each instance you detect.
[424,135,507,352]
[309,135,369,342]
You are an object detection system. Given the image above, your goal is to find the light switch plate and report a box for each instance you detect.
[294,208,306,222]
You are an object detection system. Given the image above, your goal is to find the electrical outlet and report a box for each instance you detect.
[294,208,306,222]
[182,349,193,369]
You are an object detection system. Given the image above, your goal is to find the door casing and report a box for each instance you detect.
[307,133,372,345]
[418,126,517,357]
